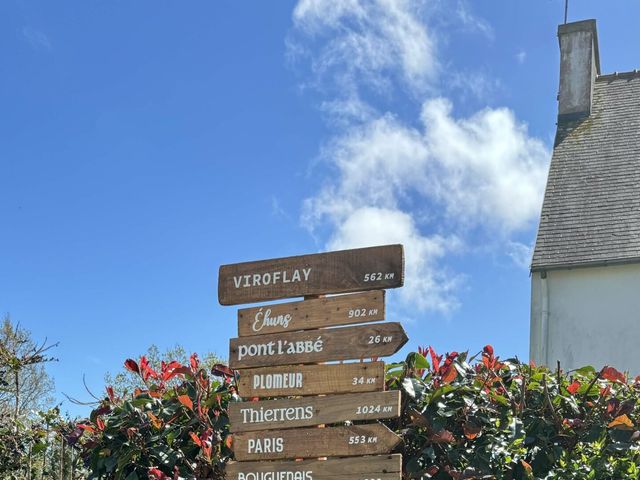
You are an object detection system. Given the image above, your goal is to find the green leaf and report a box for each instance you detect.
[573,365,596,376]
[124,471,139,480]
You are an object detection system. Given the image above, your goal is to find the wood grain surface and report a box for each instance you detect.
[229,391,400,432]
[237,291,385,337]
[218,245,404,305]
[236,362,385,398]
[225,454,402,480]
[229,323,408,369]
[232,424,402,461]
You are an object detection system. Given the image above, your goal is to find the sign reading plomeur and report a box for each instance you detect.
[218,244,404,305]
[229,322,408,369]
[238,291,385,337]
[225,454,402,480]
[236,362,385,398]
[229,391,400,432]
[232,424,402,461]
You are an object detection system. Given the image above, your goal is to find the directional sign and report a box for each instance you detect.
[225,454,402,480]
[218,244,404,305]
[229,323,408,369]
[229,391,400,433]
[238,290,385,337]
[232,424,402,461]
[237,362,385,398]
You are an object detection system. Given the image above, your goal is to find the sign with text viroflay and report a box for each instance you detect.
[218,244,403,305]
[218,243,406,480]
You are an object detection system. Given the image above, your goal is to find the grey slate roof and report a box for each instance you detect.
[531,71,640,271]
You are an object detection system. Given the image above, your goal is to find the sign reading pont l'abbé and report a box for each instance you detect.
[238,291,385,337]
[229,391,400,432]
[218,244,403,305]
[229,322,408,369]
[233,424,401,461]
[237,362,384,398]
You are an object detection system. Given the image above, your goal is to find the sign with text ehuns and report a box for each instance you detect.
[218,244,406,480]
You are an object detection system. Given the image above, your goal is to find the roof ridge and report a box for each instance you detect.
[597,69,640,80]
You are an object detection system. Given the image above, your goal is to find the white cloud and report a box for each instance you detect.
[304,99,549,232]
[21,27,52,51]
[303,99,549,311]
[449,70,502,102]
[294,0,550,312]
[270,196,290,220]
[328,207,463,312]
[506,241,534,270]
[418,99,549,232]
[455,1,494,40]
[516,50,527,64]
[292,0,438,95]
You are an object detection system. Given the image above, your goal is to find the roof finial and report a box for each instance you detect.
[564,0,569,24]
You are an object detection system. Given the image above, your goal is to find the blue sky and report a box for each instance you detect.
[2,1,639,417]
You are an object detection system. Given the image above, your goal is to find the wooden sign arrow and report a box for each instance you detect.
[218,244,404,305]
[229,391,400,433]
[225,454,402,480]
[238,290,385,337]
[232,424,402,461]
[229,322,408,369]
[237,362,384,398]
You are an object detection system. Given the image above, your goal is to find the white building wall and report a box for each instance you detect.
[530,263,640,373]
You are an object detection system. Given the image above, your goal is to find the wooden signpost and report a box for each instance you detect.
[229,390,401,432]
[218,244,404,305]
[236,362,385,398]
[218,244,406,480]
[237,290,385,337]
[229,322,408,369]
[225,454,402,480]
[232,424,402,461]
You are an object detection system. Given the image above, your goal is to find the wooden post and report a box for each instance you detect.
[60,436,65,480]
[27,443,32,480]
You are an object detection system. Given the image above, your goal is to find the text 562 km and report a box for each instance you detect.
[363,272,395,282]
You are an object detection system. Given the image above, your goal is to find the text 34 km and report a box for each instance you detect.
[352,376,377,385]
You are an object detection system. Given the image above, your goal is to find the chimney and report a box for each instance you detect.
[557,19,601,119]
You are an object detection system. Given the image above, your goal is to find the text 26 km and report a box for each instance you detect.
[368,335,393,344]
[363,272,395,282]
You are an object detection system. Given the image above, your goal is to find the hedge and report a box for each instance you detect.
[76,346,640,479]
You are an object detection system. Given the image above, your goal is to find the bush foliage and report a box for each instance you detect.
[79,346,640,479]
[78,354,235,480]
[389,346,640,479]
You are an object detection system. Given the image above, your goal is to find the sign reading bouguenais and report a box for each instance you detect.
[218,244,404,305]
[237,290,385,337]
[236,362,385,398]
[229,322,408,369]
[225,454,402,480]
[229,390,400,432]
[232,424,402,461]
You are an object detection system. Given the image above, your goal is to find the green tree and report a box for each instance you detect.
[104,344,223,397]
[0,315,63,480]
[0,315,57,419]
